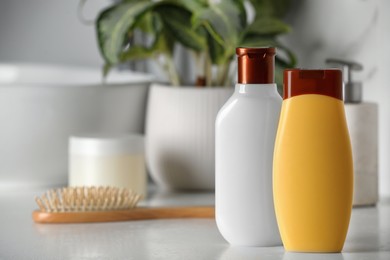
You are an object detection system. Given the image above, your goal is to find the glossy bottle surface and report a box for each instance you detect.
[273,94,353,252]
[216,84,282,246]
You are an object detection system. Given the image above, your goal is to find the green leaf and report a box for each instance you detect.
[207,32,225,65]
[275,44,297,68]
[102,63,112,78]
[176,0,208,12]
[193,0,246,44]
[275,63,284,95]
[135,11,155,33]
[275,46,296,95]
[96,1,154,64]
[246,17,290,36]
[249,0,291,18]
[154,3,206,52]
[119,46,155,61]
[235,0,247,29]
[119,29,174,62]
[193,0,247,64]
[240,34,278,47]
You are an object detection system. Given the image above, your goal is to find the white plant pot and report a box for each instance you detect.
[146,84,233,190]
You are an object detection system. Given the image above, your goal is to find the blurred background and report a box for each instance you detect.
[0,0,389,199]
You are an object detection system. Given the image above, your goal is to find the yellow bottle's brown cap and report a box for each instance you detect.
[236,47,275,84]
[283,69,343,100]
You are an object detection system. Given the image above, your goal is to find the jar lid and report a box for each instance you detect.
[70,134,144,156]
[283,69,343,100]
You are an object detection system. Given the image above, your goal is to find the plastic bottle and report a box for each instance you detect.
[215,47,282,246]
[273,69,353,252]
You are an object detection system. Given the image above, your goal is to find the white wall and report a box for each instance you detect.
[0,0,110,66]
[282,0,390,197]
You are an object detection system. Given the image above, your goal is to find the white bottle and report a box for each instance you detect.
[215,47,282,246]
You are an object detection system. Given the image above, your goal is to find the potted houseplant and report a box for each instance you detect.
[95,0,296,190]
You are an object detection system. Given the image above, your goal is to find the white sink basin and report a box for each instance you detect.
[0,63,152,189]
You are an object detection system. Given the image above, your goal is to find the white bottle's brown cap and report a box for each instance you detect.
[236,47,275,84]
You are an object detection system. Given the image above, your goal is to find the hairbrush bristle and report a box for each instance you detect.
[35,186,142,213]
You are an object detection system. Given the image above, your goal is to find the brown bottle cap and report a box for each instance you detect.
[236,47,275,84]
[283,69,343,100]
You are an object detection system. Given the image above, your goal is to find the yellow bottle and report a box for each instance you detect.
[273,69,353,252]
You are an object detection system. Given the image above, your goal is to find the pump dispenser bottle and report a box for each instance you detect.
[273,69,353,252]
[327,59,378,206]
[215,47,282,246]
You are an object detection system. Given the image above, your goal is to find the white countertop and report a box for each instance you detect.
[0,187,389,260]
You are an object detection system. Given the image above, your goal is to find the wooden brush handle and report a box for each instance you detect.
[33,206,215,224]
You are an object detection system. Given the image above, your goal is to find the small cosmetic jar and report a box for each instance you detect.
[69,134,147,197]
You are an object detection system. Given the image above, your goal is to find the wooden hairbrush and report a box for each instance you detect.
[33,186,214,224]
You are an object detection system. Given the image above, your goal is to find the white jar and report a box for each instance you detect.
[69,134,147,197]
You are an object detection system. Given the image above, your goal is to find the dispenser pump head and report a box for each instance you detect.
[236,47,275,84]
[326,59,363,103]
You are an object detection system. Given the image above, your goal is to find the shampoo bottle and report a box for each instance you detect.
[215,47,282,246]
[273,69,353,252]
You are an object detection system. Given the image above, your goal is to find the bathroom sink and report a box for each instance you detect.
[0,63,152,189]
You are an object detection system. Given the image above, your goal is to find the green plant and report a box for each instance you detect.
[96,0,296,88]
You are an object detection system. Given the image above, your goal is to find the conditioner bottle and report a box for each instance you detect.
[273,69,353,252]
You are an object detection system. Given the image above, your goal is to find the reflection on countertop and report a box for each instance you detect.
[0,187,389,259]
